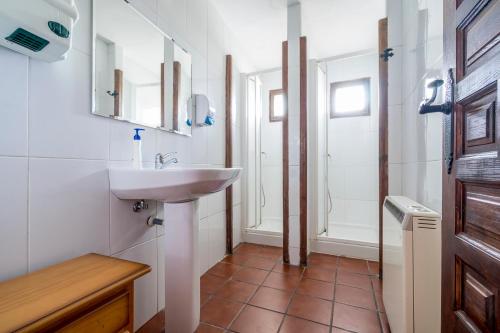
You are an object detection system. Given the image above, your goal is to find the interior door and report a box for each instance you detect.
[443,0,500,332]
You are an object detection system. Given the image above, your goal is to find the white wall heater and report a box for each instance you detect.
[382,196,441,333]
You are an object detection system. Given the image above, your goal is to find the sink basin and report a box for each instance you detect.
[109,167,241,203]
[109,166,242,332]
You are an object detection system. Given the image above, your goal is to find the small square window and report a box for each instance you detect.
[330,77,370,118]
[269,88,285,122]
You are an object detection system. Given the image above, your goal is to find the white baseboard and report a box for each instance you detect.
[243,229,283,247]
[311,237,379,261]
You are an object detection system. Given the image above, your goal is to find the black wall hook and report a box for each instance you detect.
[418,79,452,115]
[380,48,394,62]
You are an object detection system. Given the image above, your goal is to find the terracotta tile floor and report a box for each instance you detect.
[139,243,389,333]
[199,243,388,333]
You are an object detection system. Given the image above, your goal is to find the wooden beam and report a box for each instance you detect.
[114,69,123,117]
[161,63,165,127]
[299,36,308,266]
[378,18,388,278]
[172,61,181,132]
[282,41,290,264]
[225,54,233,254]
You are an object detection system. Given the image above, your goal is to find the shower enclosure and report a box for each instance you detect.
[245,70,283,236]
[314,52,380,257]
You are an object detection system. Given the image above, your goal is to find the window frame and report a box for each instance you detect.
[269,88,285,122]
[330,77,371,119]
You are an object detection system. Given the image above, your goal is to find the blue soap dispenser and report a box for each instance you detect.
[132,128,145,169]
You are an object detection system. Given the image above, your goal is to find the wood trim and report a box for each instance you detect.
[330,77,371,118]
[299,36,308,266]
[269,88,285,122]
[114,69,123,117]
[225,54,233,254]
[282,41,290,264]
[378,18,388,278]
[172,61,181,132]
[161,63,165,127]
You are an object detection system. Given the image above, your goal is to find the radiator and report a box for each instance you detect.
[382,196,441,333]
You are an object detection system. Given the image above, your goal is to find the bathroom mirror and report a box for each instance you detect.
[91,0,192,136]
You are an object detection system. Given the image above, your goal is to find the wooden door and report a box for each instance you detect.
[443,0,500,332]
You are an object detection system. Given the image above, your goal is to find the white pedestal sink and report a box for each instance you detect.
[109,167,241,333]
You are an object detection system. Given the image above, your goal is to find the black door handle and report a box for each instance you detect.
[418,79,452,115]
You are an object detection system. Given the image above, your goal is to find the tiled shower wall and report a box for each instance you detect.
[0,0,247,330]
[387,0,443,213]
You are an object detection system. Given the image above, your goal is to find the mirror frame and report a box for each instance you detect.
[90,0,193,137]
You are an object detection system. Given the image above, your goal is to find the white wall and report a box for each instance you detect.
[326,52,380,244]
[0,0,246,330]
[387,0,443,213]
[258,70,283,230]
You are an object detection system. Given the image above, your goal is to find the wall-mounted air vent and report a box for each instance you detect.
[5,28,49,52]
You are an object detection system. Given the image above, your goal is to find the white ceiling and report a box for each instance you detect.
[211,0,386,72]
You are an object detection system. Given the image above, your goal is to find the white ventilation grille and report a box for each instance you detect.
[415,217,439,230]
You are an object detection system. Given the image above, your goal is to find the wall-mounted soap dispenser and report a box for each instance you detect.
[190,94,216,127]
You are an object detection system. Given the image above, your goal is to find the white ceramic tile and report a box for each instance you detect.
[208,211,225,266]
[232,204,242,248]
[425,112,443,161]
[388,163,403,195]
[289,216,300,247]
[0,157,28,281]
[109,122,156,162]
[329,199,346,223]
[158,0,187,39]
[190,126,208,164]
[388,46,403,106]
[401,162,418,201]
[157,235,165,310]
[199,196,209,219]
[199,217,210,274]
[207,2,225,73]
[28,50,109,160]
[232,178,242,205]
[29,158,109,271]
[288,115,300,166]
[206,190,225,217]
[422,160,442,213]
[387,0,403,47]
[187,0,208,55]
[130,0,158,25]
[388,105,402,163]
[110,194,157,254]
[156,203,165,236]
[289,166,300,216]
[328,165,345,199]
[345,165,378,201]
[114,239,158,331]
[345,200,378,227]
[0,48,28,157]
[73,0,92,55]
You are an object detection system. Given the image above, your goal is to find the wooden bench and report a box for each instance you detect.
[0,254,150,333]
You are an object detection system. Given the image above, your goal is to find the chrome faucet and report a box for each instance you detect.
[155,152,178,169]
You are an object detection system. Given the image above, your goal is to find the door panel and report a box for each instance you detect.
[443,0,500,332]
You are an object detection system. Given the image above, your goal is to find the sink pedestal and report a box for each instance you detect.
[164,201,200,333]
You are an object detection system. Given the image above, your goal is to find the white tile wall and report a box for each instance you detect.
[326,52,380,242]
[0,0,246,330]
[0,157,28,280]
[387,0,444,213]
